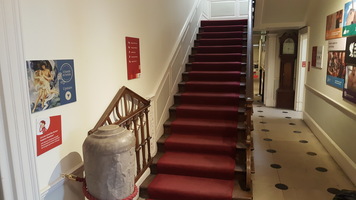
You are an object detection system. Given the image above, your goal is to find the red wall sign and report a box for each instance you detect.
[302,61,306,68]
[36,115,62,156]
[126,37,141,80]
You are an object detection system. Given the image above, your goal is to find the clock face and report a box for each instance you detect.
[283,38,295,54]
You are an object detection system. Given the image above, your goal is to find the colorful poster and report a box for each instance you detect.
[126,37,141,80]
[326,10,343,40]
[327,38,347,89]
[36,115,62,156]
[343,65,356,103]
[326,51,346,89]
[343,1,356,37]
[27,59,76,113]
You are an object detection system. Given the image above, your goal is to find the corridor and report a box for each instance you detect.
[252,101,356,199]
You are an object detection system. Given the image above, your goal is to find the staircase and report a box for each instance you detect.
[140,19,253,200]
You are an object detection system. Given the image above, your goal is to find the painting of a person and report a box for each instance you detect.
[31,61,58,112]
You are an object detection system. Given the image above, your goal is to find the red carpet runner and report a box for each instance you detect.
[142,19,249,200]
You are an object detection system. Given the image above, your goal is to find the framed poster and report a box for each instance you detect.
[126,37,141,80]
[343,65,356,103]
[27,59,77,113]
[343,1,356,37]
[326,9,343,40]
[345,35,356,63]
[311,46,323,68]
[36,115,62,156]
[326,38,347,89]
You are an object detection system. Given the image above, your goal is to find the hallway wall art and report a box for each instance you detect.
[327,38,346,89]
[26,59,77,113]
[326,9,343,40]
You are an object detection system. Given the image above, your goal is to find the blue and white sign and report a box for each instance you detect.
[27,59,77,113]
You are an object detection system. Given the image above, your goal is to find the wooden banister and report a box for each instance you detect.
[244,0,255,191]
[88,86,152,182]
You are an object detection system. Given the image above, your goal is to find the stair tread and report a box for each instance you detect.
[171,118,241,128]
[147,174,235,200]
[174,104,242,112]
[140,174,252,200]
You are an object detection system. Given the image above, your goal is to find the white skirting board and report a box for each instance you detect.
[303,112,356,186]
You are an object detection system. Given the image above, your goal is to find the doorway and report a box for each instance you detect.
[295,27,309,111]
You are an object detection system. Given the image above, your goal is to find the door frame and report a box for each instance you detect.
[294,26,310,111]
[0,0,40,199]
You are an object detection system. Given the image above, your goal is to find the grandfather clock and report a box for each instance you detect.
[276,32,298,109]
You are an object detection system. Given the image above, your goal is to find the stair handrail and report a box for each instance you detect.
[88,86,152,182]
[246,0,254,101]
[244,0,255,191]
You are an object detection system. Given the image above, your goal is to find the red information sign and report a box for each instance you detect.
[36,115,62,156]
[302,61,306,68]
[126,37,141,80]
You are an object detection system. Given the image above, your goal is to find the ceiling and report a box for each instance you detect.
[254,0,312,32]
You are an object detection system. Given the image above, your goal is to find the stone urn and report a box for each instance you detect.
[83,125,135,200]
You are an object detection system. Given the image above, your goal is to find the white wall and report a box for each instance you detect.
[12,0,201,199]
[304,0,356,185]
[204,0,248,20]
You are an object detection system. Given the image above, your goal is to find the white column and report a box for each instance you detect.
[264,33,279,107]
[0,0,40,199]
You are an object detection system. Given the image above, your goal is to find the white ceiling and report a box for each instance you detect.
[254,0,312,31]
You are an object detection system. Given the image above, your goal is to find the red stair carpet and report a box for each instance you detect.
[140,19,252,200]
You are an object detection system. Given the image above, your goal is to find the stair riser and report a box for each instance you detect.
[201,20,248,26]
[168,125,244,137]
[186,63,246,72]
[195,39,247,46]
[155,165,234,180]
[179,83,245,94]
[197,32,246,39]
[192,46,247,54]
[157,137,236,155]
[189,55,246,62]
[170,109,245,121]
[182,73,244,82]
[174,95,246,106]
[163,125,248,141]
[199,26,247,33]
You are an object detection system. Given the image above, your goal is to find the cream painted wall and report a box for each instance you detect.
[304,0,356,184]
[18,0,199,198]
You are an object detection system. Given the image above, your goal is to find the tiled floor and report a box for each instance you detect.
[252,98,356,200]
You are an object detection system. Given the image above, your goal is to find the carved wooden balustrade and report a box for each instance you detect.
[88,86,152,182]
